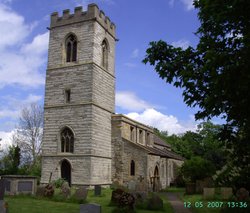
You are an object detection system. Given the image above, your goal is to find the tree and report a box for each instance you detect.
[0,145,21,174]
[15,103,43,166]
[180,156,215,183]
[143,0,250,189]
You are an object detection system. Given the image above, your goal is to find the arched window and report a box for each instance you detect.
[130,160,135,176]
[65,34,77,62]
[61,127,74,153]
[101,39,108,69]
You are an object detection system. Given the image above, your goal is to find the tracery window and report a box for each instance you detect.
[130,160,135,176]
[65,34,77,62]
[101,40,108,69]
[61,127,74,153]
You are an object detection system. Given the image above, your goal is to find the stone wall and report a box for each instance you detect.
[41,4,115,186]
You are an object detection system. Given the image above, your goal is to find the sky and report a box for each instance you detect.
[0,0,210,148]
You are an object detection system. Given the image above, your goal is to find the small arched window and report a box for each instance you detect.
[101,39,108,69]
[61,127,74,153]
[65,34,77,62]
[130,160,135,176]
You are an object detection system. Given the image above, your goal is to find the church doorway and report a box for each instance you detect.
[61,159,71,186]
[153,166,160,192]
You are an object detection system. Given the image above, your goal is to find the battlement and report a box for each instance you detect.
[50,4,116,37]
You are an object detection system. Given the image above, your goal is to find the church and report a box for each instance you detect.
[40,4,184,191]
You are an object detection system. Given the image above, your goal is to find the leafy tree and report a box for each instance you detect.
[14,103,43,166]
[0,145,21,174]
[144,0,250,189]
[181,156,216,183]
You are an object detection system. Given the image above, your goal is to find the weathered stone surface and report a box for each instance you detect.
[0,179,5,200]
[221,187,233,200]
[41,4,116,186]
[147,194,163,210]
[94,185,101,196]
[36,186,46,197]
[127,180,136,192]
[44,184,54,198]
[186,183,196,195]
[61,183,71,198]
[0,200,8,213]
[236,188,249,201]
[203,188,215,200]
[73,187,88,201]
[80,203,101,213]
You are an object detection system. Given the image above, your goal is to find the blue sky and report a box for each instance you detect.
[0,0,207,146]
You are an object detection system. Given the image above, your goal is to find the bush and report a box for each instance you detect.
[52,178,66,188]
[180,156,216,183]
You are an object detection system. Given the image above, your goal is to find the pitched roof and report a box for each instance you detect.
[122,138,184,161]
[153,135,171,148]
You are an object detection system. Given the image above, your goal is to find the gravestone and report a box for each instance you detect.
[61,183,71,198]
[18,181,33,192]
[0,179,5,200]
[136,179,148,192]
[73,186,88,201]
[0,179,7,213]
[196,180,205,194]
[236,188,249,201]
[221,187,233,200]
[203,188,215,199]
[94,185,101,196]
[0,200,7,213]
[128,180,136,192]
[80,203,101,213]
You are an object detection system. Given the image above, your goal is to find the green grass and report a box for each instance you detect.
[4,188,174,213]
[5,196,80,213]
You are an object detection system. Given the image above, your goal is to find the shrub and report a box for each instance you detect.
[180,156,216,183]
[52,178,66,188]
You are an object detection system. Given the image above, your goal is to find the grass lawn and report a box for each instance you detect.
[5,188,174,213]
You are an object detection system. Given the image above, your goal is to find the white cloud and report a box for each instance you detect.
[0,3,30,50]
[0,3,48,88]
[126,108,197,135]
[0,32,48,88]
[0,130,14,150]
[21,32,49,55]
[124,62,137,68]
[131,48,139,58]
[75,0,89,7]
[116,91,154,111]
[172,39,190,49]
[169,0,194,11]
[0,94,42,120]
[181,0,194,10]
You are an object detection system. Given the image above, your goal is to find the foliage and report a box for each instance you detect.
[144,0,250,189]
[157,121,226,171]
[180,156,216,183]
[14,103,43,166]
[53,178,67,188]
[0,145,20,174]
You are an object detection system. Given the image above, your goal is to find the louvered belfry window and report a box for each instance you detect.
[66,34,77,62]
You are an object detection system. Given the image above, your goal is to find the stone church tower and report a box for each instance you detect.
[41,4,116,186]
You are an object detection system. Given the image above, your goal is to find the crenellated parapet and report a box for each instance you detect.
[50,4,116,37]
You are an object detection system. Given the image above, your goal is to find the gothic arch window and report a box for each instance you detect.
[130,160,135,176]
[61,127,74,153]
[65,34,77,62]
[101,39,109,69]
